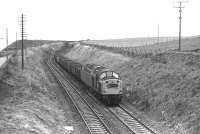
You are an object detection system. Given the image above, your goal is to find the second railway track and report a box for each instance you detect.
[108,105,157,134]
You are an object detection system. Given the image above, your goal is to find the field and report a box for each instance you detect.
[83,36,200,55]
[84,37,178,47]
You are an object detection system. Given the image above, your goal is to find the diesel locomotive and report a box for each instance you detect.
[54,53,123,105]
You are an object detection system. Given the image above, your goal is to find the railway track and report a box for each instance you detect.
[68,75,158,134]
[46,51,113,134]
[108,105,157,134]
[84,89,157,134]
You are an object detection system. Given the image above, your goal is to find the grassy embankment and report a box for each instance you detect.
[0,42,72,134]
[63,37,200,134]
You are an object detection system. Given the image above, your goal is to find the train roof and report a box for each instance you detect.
[55,53,120,79]
[71,61,82,68]
[85,64,108,74]
[84,64,120,79]
[55,53,82,68]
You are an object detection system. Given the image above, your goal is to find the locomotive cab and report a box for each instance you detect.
[98,71,122,95]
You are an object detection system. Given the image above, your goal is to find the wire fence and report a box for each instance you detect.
[80,42,177,57]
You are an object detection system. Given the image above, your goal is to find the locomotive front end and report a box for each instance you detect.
[99,71,123,105]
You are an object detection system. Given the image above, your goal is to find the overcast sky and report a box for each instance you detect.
[0,0,199,50]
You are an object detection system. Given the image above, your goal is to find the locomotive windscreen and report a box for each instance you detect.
[113,72,119,79]
[99,72,120,80]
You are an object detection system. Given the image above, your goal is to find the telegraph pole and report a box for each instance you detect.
[20,14,26,70]
[157,24,160,45]
[22,14,24,70]
[16,32,17,51]
[174,1,188,51]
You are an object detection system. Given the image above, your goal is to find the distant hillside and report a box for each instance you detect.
[83,36,200,54]
[83,37,179,47]
[151,36,200,51]
[3,40,69,51]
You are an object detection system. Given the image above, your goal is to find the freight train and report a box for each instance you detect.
[54,53,123,105]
